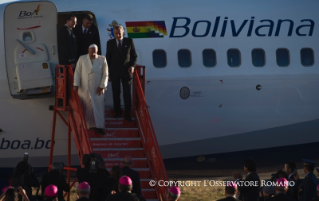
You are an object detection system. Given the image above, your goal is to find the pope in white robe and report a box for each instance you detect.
[73,44,108,135]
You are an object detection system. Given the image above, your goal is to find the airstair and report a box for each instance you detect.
[49,65,169,201]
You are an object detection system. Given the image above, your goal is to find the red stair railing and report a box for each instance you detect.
[133,65,169,201]
[49,65,92,201]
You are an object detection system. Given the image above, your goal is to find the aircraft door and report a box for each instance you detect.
[4,2,58,99]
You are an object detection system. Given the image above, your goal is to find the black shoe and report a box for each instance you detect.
[114,114,122,118]
[89,127,97,130]
[124,116,133,122]
[96,128,105,135]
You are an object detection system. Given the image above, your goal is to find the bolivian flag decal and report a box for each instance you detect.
[125,21,167,38]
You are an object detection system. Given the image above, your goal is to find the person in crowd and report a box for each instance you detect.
[74,44,108,135]
[217,182,240,201]
[73,14,101,57]
[167,186,181,201]
[106,25,137,122]
[298,159,318,201]
[98,165,122,200]
[41,162,70,201]
[44,185,58,201]
[76,154,109,200]
[0,187,29,201]
[121,156,141,195]
[233,158,260,201]
[11,161,39,201]
[276,170,288,180]
[314,184,319,201]
[106,176,140,201]
[283,161,301,200]
[268,178,295,201]
[58,15,77,69]
[259,185,275,201]
[76,182,90,201]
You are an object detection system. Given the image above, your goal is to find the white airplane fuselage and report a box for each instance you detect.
[0,0,319,168]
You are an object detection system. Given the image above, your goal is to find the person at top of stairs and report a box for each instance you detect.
[73,44,108,135]
[121,156,142,196]
[106,176,141,201]
[167,187,181,201]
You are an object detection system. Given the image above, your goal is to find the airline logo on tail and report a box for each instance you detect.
[125,21,167,38]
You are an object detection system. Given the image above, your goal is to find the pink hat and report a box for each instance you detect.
[227,181,237,188]
[119,176,132,186]
[45,185,58,197]
[276,178,288,187]
[78,182,90,190]
[169,186,181,195]
[2,186,10,193]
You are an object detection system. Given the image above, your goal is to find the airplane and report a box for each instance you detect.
[0,0,319,176]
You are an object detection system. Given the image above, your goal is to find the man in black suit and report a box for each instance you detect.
[76,182,91,201]
[106,176,140,201]
[41,162,70,201]
[268,178,296,201]
[121,156,141,195]
[283,161,301,200]
[58,15,77,69]
[73,14,101,58]
[233,158,260,201]
[217,182,241,201]
[298,159,318,201]
[106,25,137,122]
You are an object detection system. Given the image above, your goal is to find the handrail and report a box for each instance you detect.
[50,65,93,201]
[133,65,169,201]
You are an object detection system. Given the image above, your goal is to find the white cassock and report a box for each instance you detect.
[73,54,108,128]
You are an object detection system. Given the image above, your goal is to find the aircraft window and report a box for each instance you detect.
[153,50,167,68]
[227,49,241,67]
[252,49,265,67]
[203,49,216,67]
[301,48,314,67]
[22,32,33,42]
[178,49,192,67]
[276,48,290,67]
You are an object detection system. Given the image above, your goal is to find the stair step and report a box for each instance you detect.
[142,189,157,199]
[104,157,147,161]
[105,109,134,118]
[97,149,145,158]
[108,170,152,179]
[88,128,139,138]
[107,167,150,171]
[105,119,136,128]
[139,171,152,179]
[104,159,149,168]
[91,137,141,141]
[94,148,144,151]
[91,139,142,148]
